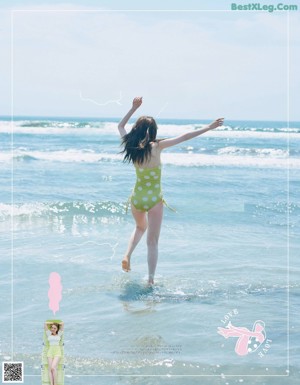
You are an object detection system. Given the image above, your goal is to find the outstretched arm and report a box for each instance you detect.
[118,96,143,138]
[59,321,64,331]
[158,118,224,150]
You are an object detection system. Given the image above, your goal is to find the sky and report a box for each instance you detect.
[0,0,299,121]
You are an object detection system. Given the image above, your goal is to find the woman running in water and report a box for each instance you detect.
[118,96,224,285]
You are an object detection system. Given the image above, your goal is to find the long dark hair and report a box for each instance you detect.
[120,116,158,165]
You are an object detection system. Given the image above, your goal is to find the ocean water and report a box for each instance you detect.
[0,116,299,385]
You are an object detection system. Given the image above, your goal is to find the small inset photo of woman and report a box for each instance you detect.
[42,320,64,385]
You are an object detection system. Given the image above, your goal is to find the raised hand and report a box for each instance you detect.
[132,96,143,109]
[208,118,224,130]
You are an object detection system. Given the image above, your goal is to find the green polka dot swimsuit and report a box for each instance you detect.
[131,165,163,211]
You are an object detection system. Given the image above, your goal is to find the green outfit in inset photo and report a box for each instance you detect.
[41,319,64,385]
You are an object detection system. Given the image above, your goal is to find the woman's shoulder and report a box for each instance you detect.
[150,141,161,151]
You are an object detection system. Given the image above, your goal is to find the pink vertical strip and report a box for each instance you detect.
[48,272,62,314]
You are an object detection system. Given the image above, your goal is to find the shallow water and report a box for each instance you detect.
[0,117,299,383]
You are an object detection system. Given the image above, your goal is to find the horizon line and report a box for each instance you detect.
[1,115,299,123]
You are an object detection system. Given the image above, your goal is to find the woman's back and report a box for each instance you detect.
[133,141,161,169]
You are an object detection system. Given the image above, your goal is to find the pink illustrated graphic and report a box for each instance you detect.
[48,272,62,314]
[217,320,266,356]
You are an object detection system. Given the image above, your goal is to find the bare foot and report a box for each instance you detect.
[148,275,154,286]
[121,256,131,272]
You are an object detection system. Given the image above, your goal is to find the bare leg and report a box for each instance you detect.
[146,201,163,284]
[122,204,147,271]
[47,357,54,385]
[51,356,61,385]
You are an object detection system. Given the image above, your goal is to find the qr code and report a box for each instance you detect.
[2,362,23,383]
